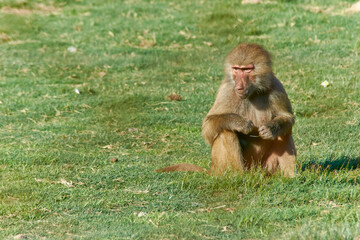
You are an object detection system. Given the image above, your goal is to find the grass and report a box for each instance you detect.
[0,0,360,239]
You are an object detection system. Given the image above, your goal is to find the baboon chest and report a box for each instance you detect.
[238,107,272,127]
[238,96,273,127]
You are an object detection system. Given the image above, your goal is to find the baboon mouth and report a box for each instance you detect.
[235,90,248,98]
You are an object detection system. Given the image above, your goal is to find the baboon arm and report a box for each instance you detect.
[259,91,295,139]
[202,113,254,145]
[271,114,295,137]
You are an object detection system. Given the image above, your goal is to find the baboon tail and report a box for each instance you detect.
[155,163,207,173]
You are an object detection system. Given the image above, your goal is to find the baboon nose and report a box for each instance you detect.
[236,87,244,92]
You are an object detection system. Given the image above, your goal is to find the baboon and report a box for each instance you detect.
[156,43,296,177]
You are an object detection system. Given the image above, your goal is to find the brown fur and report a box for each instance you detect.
[156,43,296,177]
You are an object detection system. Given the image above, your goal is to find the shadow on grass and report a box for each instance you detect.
[301,156,360,172]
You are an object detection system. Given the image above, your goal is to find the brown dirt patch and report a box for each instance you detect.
[0,33,11,42]
[0,3,61,16]
[346,1,360,13]
[242,0,262,4]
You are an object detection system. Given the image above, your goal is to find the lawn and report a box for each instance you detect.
[0,0,360,239]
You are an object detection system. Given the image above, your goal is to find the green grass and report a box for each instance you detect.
[0,0,360,239]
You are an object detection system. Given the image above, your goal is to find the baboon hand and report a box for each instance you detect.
[232,119,255,135]
[259,124,277,140]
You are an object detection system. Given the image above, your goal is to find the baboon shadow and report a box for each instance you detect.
[301,156,360,172]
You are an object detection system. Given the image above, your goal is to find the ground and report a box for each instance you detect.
[0,0,359,239]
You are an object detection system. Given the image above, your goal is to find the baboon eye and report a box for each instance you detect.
[232,64,254,73]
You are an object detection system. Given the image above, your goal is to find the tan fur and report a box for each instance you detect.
[210,130,244,175]
[156,43,296,177]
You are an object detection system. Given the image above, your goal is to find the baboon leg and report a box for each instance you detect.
[209,130,244,176]
[265,135,296,177]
